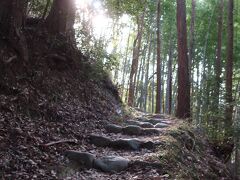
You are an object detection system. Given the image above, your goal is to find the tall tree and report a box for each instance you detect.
[214,0,224,109]
[176,0,190,119]
[189,0,196,66]
[120,31,131,99]
[155,0,162,113]
[144,32,153,111]
[46,0,76,41]
[0,0,28,61]
[128,8,146,106]
[166,29,174,114]
[189,0,196,113]
[225,0,234,134]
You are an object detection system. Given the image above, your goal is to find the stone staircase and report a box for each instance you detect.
[60,114,175,179]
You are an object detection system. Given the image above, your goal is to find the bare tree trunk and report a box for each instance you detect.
[199,6,215,125]
[189,0,195,67]
[214,0,224,109]
[196,61,200,125]
[135,45,146,107]
[166,30,174,114]
[46,0,76,41]
[120,31,131,98]
[161,59,165,113]
[225,0,234,135]
[138,44,148,109]
[234,135,240,180]
[176,0,190,119]
[135,53,145,107]
[41,0,51,20]
[189,0,196,114]
[128,9,146,106]
[152,42,156,113]
[112,20,121,85]
[144,33,153,111]
[0,0,28,61]
[155,0,162,113]
[172,68,178,114]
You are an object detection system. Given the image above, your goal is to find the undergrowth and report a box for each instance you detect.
[156,122,232,179]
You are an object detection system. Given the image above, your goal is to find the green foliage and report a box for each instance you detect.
[157,122,229,179]
[27,0,53,17]
[102,0,147,17]
[75,27,119,72]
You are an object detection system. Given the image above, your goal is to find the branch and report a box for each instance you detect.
[42,139,78,147]
[4,56,17,64]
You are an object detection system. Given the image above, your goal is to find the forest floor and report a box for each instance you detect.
[0,28,233,179]
[57,112,232,180]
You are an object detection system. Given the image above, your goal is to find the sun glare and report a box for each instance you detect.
[92,14,110,37]
[75,0,91,9]
[75,0,110,38]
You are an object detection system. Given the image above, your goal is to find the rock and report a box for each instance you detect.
[154,123,168,128]
[161,120,172,124]
[140,122,155,128]
[142,128,160,135]
[136,118,165,125]
[138,119,168,125]
[141,141,155,149]
[94,156,129,172]
[64,151,95,169]
[105,124,122,133]
[135,117,149,122]
[129,160,162,169]
[88,135,111,147]
[125,120,154,128]
[146,114,166,119]
[125,120,140,126]
[123,125,142,135]
[112,139,142,150]
[126,120,154,128]
[148,119,165,125]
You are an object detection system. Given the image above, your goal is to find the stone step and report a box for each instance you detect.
[125,120,155,128]
[105,124,161,136]
[88,134,162,151]
[64,150,129,173]
[64,150,162,173]
[143,114,167,119]
[135,118,171,126]
[126,120,170,128]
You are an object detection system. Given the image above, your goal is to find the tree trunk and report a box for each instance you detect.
[214,0,224,109]
[128,9,146,107]
[225,0,234,135]
[166,30,174,114]
[138,45,147,109]
[189,0,195,67]
[135,47,146,107]
[41,0,51,20]
[196,61,201,124]
[144,33,153,111]
[189,0,196,114]
[155,0,162,113]
[0,0,28,61]
[161,59,165,113]
[234,135,240,180]
[152,42,156,113]
[196,6,215,125]
[120,31,131,99]
[176,0,190,119]
[46,0,76,41]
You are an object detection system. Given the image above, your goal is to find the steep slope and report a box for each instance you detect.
[0,28,232,179]
[0,28,122,179]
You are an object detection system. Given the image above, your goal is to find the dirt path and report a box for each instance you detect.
[59,114,176,179]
